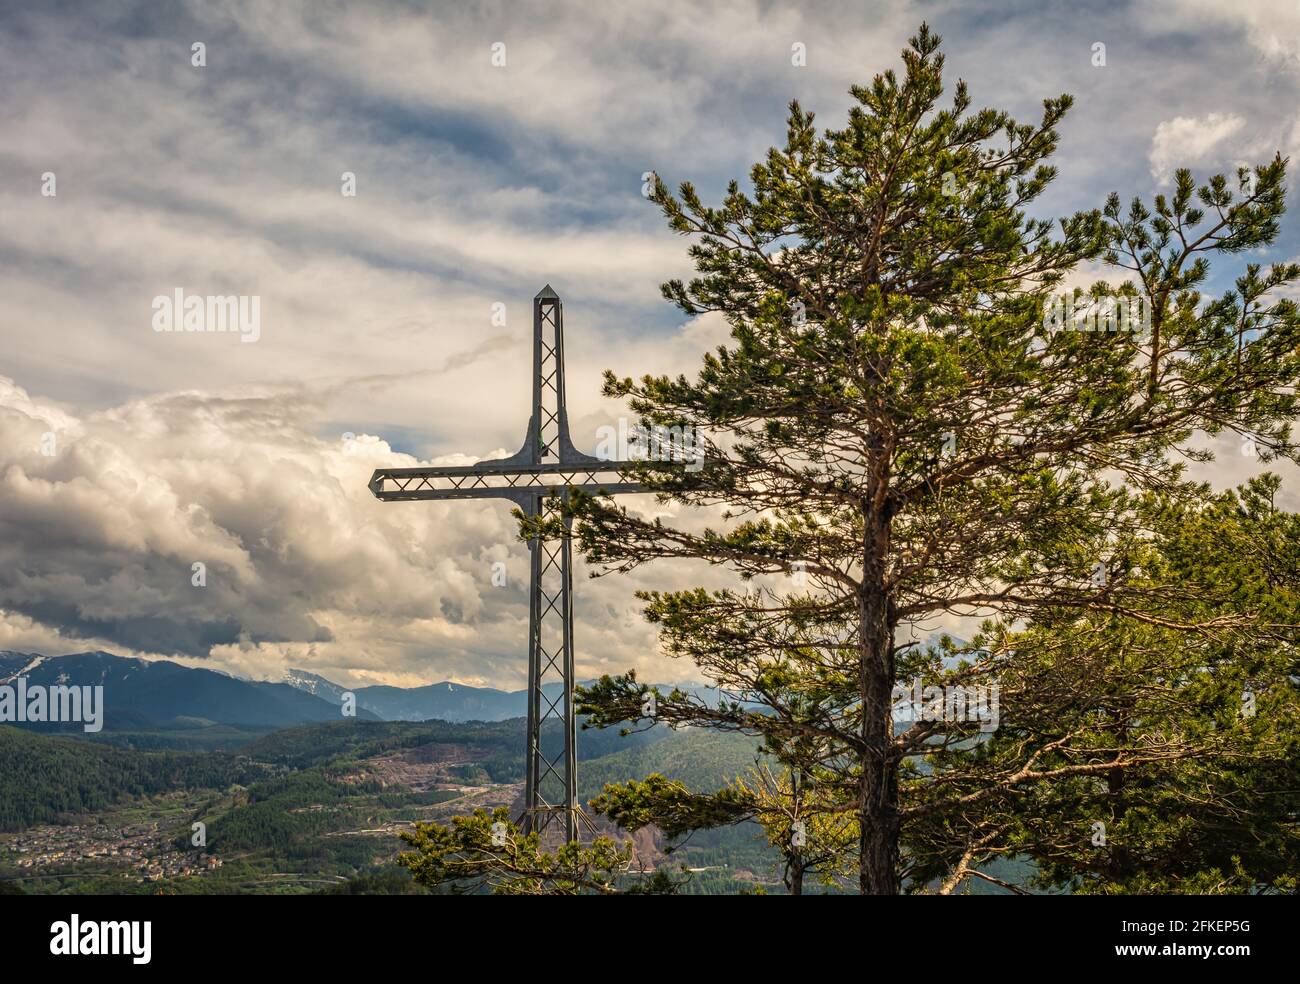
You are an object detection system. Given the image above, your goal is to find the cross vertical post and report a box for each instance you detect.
[524,491,585,840]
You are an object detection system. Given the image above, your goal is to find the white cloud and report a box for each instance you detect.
[1149,113,1248,185]
[0,307,740,688]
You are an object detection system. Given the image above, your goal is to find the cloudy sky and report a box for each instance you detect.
[1,0,1298,689]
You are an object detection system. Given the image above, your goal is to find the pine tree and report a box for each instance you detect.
[551,24,1300,894]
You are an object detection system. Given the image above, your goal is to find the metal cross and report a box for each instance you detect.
[369,286,646,842]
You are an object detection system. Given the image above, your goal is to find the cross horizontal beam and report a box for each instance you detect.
[368,461,648,504]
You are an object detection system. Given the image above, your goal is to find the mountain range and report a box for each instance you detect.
[0,651,684,730]
[0,652,378,730]
[281,667,569,722]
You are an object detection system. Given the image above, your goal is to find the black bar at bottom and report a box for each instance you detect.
[1,894,1289,971]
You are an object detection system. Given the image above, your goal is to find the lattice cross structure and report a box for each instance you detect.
[369,286,647,842]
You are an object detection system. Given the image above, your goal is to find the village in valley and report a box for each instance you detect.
[1,808,222,886]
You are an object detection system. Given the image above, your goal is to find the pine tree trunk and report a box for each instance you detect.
[858,506,900,895]
[789,858,805,896]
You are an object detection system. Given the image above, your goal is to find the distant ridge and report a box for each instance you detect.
[281,669,726,723]
[0,650,710,729]
[0,651,377,730]
[284,669,565,722]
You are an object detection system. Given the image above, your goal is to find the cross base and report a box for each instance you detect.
[518,804,600,843]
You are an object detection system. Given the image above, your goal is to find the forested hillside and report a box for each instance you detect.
[0,718,783,894]
[0,726,263,831]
